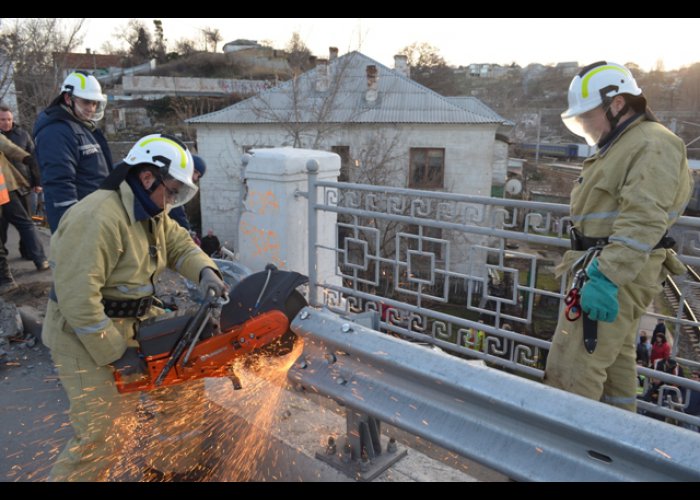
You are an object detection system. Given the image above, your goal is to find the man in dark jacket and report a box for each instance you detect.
[0,105,41,259]
[200,229,221,257]
[33,71,113,232]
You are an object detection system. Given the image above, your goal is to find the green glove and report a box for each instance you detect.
[580,258,619,322]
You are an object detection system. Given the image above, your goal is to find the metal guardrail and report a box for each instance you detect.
[303,168,700,425]
[289,307,700,481]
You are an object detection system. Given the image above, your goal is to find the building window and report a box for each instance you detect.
[331,145,351,182]
[409,148,444,189]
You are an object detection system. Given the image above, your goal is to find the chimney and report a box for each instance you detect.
[365,65,379,102]
[86,48,91,55]
[329,47,339,61]
[394,54,410,78]
[315,58,329,92]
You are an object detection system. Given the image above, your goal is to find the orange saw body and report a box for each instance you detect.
[114,265,307,394]
[115,310,289,393]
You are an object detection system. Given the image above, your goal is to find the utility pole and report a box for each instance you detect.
[535,110,541,165]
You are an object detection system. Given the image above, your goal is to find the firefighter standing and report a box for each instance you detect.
[33,71,114,232]
[544,62,693,411]
[42,134,227,481]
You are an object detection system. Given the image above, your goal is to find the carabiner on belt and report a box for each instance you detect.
[564,268,588,322]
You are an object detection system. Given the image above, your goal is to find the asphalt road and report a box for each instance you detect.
[0,224,68,482]
[0,223,507,483]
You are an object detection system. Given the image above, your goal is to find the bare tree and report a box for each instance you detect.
[285,32,312,75]
[398,42,459,96]
[0,18,85,125]
[174,38,198,58]
[250,49,364,149]
[201,27,222,53]
[152,20,167,63]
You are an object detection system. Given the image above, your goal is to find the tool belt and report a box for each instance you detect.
[49,286,159,318]
[102,296,158,318]
[569,228,675,251]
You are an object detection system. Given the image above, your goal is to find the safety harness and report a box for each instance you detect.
[565,228,676,354]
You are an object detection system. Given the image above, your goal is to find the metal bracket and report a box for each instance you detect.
[315,410,407,481]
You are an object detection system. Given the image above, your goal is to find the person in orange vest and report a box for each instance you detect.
[0,166,16,294]
[0,134,49,271]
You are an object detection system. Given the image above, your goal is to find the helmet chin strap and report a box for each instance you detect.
[144,175,163,195]
[145,172,172,210]
[605,102,629,131]
[598,96,629,146]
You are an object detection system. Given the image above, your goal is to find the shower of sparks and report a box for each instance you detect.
[70,341,309,482]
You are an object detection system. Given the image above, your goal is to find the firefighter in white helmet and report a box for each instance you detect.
[34,71,114,232]
[42,133,227,481]
[544,61,693,411]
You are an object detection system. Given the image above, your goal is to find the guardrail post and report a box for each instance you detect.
[315,409,408,481]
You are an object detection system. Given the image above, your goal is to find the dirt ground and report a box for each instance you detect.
[0,226,64,482]
[0,225,196,482]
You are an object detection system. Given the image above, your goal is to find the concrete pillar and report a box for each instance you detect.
[238,148,341,297]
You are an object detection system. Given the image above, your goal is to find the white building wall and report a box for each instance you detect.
[491,140,509,186]
[196,122,498,277]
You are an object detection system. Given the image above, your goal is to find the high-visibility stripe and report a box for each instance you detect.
[138,137,188,169]
[0,172,9,205]
[581,65,629,98]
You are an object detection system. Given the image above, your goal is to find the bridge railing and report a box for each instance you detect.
[304,170,700,427]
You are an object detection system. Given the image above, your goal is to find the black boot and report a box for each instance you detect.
[0,257,17,294]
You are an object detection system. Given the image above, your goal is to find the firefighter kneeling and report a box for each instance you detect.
[42,134,228,481]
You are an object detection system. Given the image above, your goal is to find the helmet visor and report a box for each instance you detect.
[161,177,198,209]
[73,95,107,122]
[561,106,606,146]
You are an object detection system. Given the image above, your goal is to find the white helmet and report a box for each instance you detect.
[61,71,107,121]
[124,134,198,208]
[561,61,642,145]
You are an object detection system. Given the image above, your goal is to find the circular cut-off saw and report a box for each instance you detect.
[114,265,307,393]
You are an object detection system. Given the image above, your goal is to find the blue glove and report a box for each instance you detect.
[580,258,619,322]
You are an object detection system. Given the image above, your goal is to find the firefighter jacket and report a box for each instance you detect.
[0,133,30,192]
[44,180,217,366]
[2,124,39,188]
[33,104,113,232]
[557,115,693,288]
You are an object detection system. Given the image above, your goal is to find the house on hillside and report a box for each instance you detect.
[56,50,123,80]
[188,50,511,259]
[222,39,291,78]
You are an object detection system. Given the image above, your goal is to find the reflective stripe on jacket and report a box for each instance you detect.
[33,105,113,232]
[566,116,692,287]
[46,181,216,365]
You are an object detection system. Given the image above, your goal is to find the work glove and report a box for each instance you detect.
[199,267,227,298]
[580,258,619,322]
[110,347,146,376]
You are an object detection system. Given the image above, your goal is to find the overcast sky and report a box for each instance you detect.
[77,18,699,72]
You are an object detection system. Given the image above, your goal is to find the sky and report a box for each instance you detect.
[76,18,699,72]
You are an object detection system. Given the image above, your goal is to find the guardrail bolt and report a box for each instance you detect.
[387,437,397,453]
[341,323,353,333]
[324,353,337,364]
[341,442,352,464]
[336,377,347,386]
[299,360,308,369]
[360,450,370,472]
[326,436,337,455]
[300,310,310,320]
